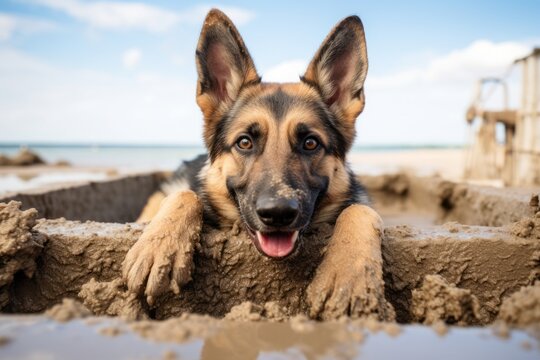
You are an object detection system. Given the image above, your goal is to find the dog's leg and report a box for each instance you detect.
[123,190,203,305]
[136,191,166,223]
[306,204,394,320]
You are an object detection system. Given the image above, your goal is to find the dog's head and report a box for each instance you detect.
[196,9,368,259]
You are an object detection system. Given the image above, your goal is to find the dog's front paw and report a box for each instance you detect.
[306,204,395,321]
[122,191,202,305]
[306,261,393,321]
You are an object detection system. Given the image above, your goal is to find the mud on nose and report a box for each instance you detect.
[255,196,300,227]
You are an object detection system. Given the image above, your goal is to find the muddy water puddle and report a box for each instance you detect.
[0,316,538,360]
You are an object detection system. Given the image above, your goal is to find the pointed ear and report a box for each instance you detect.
[302,16,368,125]
[195,9,260,121]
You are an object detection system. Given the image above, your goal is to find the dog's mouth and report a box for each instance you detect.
[245,227,299,258]
[256,231,299,258]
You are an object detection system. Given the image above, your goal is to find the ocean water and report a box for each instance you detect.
[0,145,205,171]
[0,144,459,171]
[0,144,461,194]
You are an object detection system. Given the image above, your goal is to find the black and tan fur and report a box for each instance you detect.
[124,9,388,318]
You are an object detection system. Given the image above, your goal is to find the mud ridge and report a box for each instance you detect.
[0,201,46,310]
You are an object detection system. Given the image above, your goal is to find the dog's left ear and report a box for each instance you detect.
[195,9,260,121]
[302,16,368,125]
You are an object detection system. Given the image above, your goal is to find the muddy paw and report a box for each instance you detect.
[122,191,202,305]
[307,262,394,321]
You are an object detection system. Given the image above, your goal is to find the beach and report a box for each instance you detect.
[0,146,466,195]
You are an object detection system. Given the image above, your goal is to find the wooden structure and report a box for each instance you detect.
[465,48,540,186]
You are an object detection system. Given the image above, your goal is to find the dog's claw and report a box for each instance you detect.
[121,190,202,304]
[307,262,392,320]
[122,230,195,303]
[307,204,395,321]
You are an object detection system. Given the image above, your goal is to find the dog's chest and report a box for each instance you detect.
[155,224,334,318]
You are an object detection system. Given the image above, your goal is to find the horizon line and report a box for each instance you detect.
[0,142,465,149]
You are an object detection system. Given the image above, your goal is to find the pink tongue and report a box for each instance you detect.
[257,231,297,257]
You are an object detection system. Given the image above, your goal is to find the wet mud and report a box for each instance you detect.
[1,173,540,358]
[8,218,391,321]
[383,221,540,323]
[0,149,45,167]
[0,202,45,309]
[411,274,484,325]
[498,282,540,327]
[2,205,538,326]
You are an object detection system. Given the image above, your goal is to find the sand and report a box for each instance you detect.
[510,215,540,239]
[411,275,484,325]
[3,183,539,326]
[79,278,149,321]
[1,171,540,358]
[8,219,141,313]
[498,282,540,327]
[363,172,538,227]
[349,148,465,180]
[0,173,164,222]
[383,222,540,323]
[76,220,393,322]
[0,201,46,309]
[44,298,91,322]
[0,149,45,167]
[0,208,392,321]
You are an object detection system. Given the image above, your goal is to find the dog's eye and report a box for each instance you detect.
[236,136,253,150]
[303,137,319,151]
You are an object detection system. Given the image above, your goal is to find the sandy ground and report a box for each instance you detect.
[1,150,540,358]
[0,148,467,195]
[349,148,465,180]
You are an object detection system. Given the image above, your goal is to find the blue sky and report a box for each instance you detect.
[1,0,539,145]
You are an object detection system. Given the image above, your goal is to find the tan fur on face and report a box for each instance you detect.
[201,155,241,224]
[202,83,355,227]
[312,158,350,224]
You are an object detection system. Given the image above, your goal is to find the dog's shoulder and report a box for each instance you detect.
[161,154,208,196]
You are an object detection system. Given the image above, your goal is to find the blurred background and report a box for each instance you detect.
[1,0,539,194]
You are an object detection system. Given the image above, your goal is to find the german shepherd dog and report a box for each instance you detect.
[123,9,389,319]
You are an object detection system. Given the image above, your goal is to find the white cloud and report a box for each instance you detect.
[122,48,141,69]
[368,40,530,89]
[0,12,56,41]
[0,14,16,40]
[177,5,256,26]
[0,48,202,144]
[263,59,307,82]
[357,40,533,145]
[30,0,255,32]
[31,0,178,32]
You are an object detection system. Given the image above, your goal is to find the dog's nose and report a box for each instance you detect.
[256,196,299,227]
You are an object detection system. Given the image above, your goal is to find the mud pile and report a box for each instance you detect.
[1,211,537,327]
[498,282,540,327]
[79,278,149,320]
[76,221,392,321]
[2,215,392,321]
[411,275,484,325]
[509,213,540,239]
[0,201,45,309]
[1,173,540,333]
[362,173,538,227]
[0,149,45,167]
[382,219,540,323]
[7,218,141,313]
[45,298,91,322]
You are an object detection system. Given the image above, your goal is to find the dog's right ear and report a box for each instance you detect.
[195,9,260,122]
[302,16,368,127]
